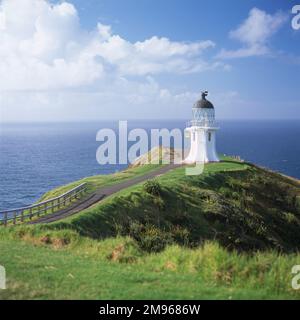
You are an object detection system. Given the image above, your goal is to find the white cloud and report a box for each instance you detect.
[0,0,100,90]
[1,77,242,122]
[0,76,195,122]
[0,0,225,92]
[217,8,287,59]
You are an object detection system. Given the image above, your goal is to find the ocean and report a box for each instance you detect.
[0,120,299,211]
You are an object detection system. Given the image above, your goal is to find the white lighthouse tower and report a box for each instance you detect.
[184,91,220,164]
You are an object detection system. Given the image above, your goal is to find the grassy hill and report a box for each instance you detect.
[1,156,300,299]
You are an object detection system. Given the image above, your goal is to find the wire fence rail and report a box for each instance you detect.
[0,183,87,227]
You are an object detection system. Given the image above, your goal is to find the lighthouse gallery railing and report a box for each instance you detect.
[186,120,219,127]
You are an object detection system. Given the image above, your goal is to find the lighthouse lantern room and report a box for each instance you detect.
[184,91,220,164]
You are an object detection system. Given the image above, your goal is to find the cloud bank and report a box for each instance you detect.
[218,8,287,59]
[0,1,289,122]
[0,0,224,92]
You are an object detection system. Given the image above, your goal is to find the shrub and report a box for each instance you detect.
[153,196,165,211]
[170,225,190,246]
[127,222,174,252]
[143,180,162,197]
[139,226,173,253]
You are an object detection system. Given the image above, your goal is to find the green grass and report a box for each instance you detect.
[1,164,164,226]
[0,237,299,299]
[0,158,300,299]
[39,154,246,201]
[36,160,300,252]
[39,164,163,201]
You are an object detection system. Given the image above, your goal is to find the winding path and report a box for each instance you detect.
[29,164,180,224]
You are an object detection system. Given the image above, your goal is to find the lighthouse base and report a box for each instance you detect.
[183,126,219,164]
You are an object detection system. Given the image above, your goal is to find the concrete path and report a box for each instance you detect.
[29,164,180,224]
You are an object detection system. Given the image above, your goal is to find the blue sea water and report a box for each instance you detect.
[0,120,299,211]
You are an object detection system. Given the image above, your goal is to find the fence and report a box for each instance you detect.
[0,183,87,226]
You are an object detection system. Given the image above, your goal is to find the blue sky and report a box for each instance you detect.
[0,0,299,121]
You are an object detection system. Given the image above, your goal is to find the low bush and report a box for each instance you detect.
[143,180,162,197]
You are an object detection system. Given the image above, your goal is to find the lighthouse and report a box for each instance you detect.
[184,91,220,164]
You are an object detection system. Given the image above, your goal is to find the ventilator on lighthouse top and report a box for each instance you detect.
[184,91,220,164]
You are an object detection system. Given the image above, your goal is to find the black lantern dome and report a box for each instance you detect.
[193,91,214,109]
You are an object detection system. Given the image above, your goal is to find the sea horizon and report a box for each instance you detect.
[1,119,299,211]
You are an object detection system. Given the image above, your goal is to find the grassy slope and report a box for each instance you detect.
[1,159,300,299]
[0,239,296,300]
[39,164,163,201]
[1,164,163,226]
[41,160,300,252]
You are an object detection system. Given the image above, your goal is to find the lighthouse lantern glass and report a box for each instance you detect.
[191,108,216,127]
